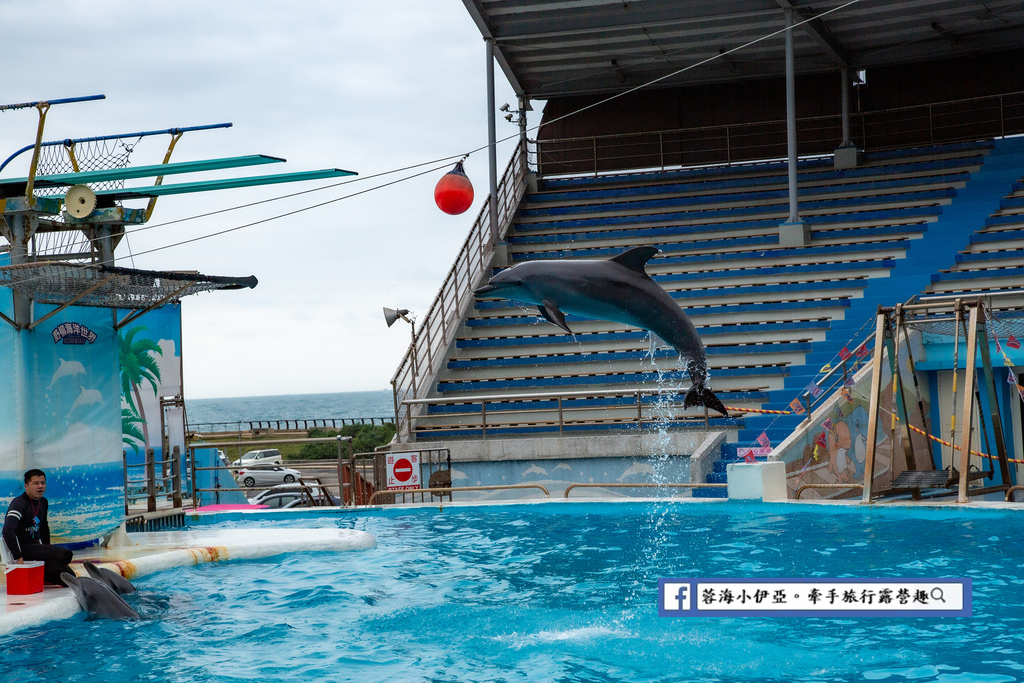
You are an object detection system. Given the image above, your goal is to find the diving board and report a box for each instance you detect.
[0,154,285,188]
[85,168,357,200]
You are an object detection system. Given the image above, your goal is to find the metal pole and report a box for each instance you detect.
[518,95,529,162]
[957,305,981,503]
[122,451,129,515]
[785,8,799,225]
[840,66,852,147]
[861,311,889,503]
[146,448,157,513]
[486,38,500,245]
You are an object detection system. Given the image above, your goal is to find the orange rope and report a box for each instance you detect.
[899,418,1024,465]
[723,406,792,415]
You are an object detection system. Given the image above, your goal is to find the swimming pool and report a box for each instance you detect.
[3,501,1023,683]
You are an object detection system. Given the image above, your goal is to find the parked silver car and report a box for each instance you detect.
[236,464,302,488]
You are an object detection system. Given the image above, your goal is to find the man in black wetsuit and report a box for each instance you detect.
[3,469,74,586]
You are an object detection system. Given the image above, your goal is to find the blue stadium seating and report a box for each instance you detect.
[413,138,1024,495]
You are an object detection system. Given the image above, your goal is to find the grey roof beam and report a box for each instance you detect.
[776,0,851,67]
[461,0,527,96]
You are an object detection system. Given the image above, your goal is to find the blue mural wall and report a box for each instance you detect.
[117,304,182,469]
[0,295,123,543]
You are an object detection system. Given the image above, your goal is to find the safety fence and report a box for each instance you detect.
[190,416,393,435]
[537,91,1024,177]
[124,447,182,513]
[401,387,731,439]
[391,141,529,441]
[187,436,364,508]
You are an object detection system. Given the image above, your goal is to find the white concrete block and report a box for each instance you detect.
[727,461,788,501]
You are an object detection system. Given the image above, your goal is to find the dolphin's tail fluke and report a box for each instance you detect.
[684,384,729,417]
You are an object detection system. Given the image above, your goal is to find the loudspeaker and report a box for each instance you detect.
[383,307,410,328]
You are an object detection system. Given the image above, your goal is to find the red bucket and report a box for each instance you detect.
[5,561,45,595]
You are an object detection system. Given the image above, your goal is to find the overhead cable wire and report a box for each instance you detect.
[123,0,864,257]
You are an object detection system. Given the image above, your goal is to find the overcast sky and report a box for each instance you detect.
[0,1,527,399]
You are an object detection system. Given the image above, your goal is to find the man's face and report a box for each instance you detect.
[24,476,46,500]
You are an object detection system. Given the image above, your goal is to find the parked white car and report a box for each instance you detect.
[231,449,283,467]
[236,465,302,488]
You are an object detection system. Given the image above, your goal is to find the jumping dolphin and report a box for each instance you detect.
[474,246,728,416]
[61,573,140,619]
[83,561,137,594]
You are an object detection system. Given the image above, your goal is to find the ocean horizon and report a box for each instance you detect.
[185,390,395,430]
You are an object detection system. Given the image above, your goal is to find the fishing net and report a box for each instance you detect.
[0,261,256,310]
[32,135,142,196]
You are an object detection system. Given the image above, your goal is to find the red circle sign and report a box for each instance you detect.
[393,458,413,482]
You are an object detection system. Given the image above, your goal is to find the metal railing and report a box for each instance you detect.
[402,387,731,438]
[537,91,1024,177]
[564,482,727,497]
[391,142,529,441]
[190,416,394,435]
[367,484,550,506]
[124,446,182,513]
[795,483,865,499]
[188,435,358,509]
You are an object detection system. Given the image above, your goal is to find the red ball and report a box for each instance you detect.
[434,161,474,215]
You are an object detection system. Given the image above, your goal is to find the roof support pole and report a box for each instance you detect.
[8,215,36,328]
[486,37,500,246]
[834,66,861,169]
[779,8,807,246]
[841,66,851,146]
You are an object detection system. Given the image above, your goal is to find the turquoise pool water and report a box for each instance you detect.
[3,502,1024,683]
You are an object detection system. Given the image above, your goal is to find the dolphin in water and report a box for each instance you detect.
[48,358,86,389]
[61,573,140,619]
[474,246,728,416]
[83,561,137,594]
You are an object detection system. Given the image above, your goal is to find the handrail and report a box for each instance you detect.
[188,436,352,448]
[795,483,865,499]
[391,141,528,440]
[536,90,1023,177]
[564,482,727,497]
[190,417,394,434]
[401,386,735,438]
[403,386,705,405]
[367,483,549,505]
[1006,485,1024,502]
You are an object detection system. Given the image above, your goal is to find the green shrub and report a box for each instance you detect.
[297,423,396,459]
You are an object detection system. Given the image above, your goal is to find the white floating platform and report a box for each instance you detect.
[0,527,375,636]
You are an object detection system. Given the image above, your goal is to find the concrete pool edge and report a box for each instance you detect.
[0,527,375,637]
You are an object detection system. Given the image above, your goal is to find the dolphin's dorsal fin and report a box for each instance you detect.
[610,246,659,273]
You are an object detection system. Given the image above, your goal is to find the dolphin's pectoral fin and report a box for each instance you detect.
[538,302,573,334]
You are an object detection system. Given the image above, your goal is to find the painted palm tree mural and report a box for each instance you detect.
[119,326,163,453]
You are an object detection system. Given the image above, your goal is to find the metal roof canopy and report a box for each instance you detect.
[0,261,257,330]
[463,0,1024,99]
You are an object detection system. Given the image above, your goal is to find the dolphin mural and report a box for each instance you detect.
[69,386,104,413]
[61,573,140,619]
[83,560,137,594]
[474,246,728,416]
[48,358,86,389]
